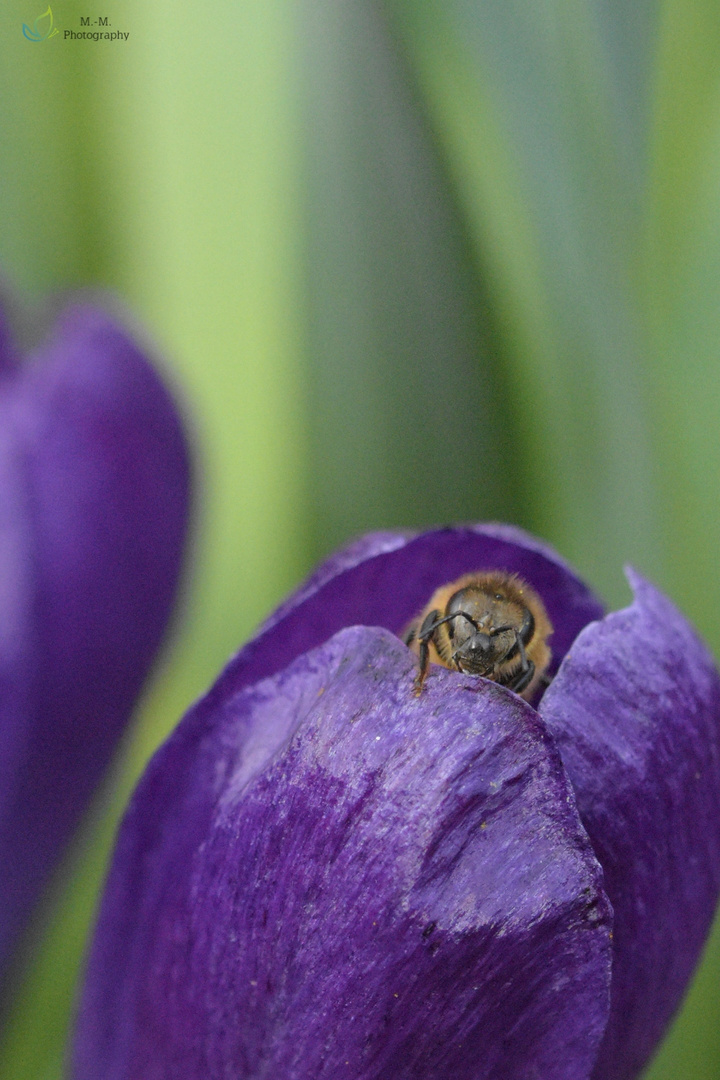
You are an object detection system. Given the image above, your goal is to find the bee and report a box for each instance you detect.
[403,571,552,699]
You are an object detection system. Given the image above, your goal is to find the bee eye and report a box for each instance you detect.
[494,593,503,601]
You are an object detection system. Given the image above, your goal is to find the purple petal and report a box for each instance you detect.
[74,627,612,1080]
[0,303,190,976]
[215,524,605,713]
[540,570,720,1080]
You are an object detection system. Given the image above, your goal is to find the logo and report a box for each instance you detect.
[23,5,60,41]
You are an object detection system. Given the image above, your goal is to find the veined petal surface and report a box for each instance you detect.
[74,627,612,1080]
[540,570,720,1080]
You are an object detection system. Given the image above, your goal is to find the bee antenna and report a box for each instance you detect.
[449,611,480,632]
[422,610,480,640]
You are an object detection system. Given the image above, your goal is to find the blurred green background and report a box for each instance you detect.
[1,0,720,1075]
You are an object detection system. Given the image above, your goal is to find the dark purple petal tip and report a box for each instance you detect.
[0,299,191,979]
[75,627,612,1080]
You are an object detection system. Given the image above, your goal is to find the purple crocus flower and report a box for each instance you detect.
[73,526,720,1080]
[0,299,190,983]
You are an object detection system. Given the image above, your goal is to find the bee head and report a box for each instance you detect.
[451,625,515,675]
[446,585,519,675]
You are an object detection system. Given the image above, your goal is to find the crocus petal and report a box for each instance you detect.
[74,627,612,1080]
[540,570,720,1080]
[0,303,190,977]
[216,523,605,711]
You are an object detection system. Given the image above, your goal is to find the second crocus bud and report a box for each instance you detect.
[0,299,191,984]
